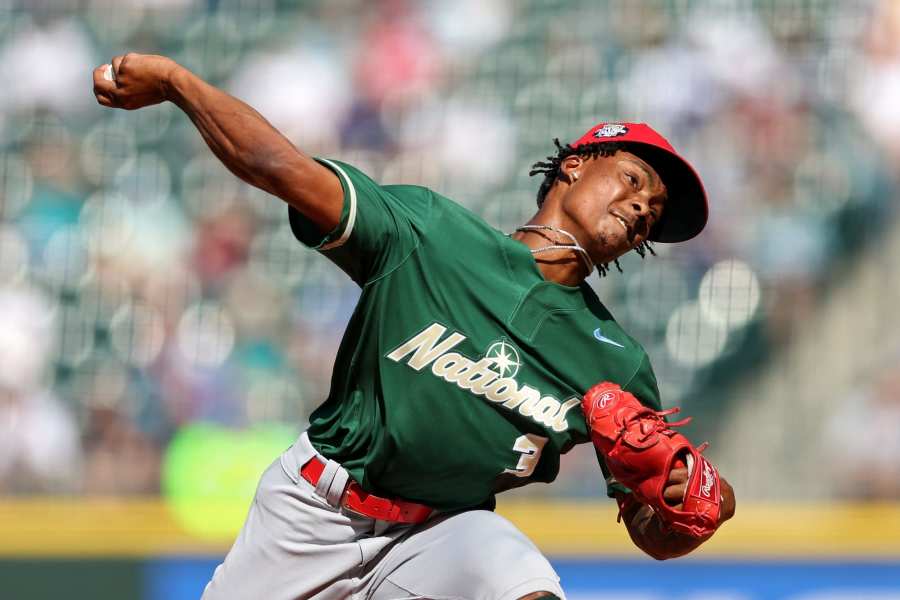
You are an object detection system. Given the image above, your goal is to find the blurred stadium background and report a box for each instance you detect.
[2,0,900,598]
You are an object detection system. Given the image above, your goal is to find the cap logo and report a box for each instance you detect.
[593,123,628,139]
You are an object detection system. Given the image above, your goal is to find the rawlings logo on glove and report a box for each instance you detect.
[582,381,722,539]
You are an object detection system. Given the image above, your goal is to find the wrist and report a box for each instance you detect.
[162,61,189,105]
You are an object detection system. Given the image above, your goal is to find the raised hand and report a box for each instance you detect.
[92,53,181,110]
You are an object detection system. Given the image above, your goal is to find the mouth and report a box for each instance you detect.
[611,212,632,239]
[609,211,650,246]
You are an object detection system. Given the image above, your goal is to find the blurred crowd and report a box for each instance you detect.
[0,0,898,499]
[825,357,900,500]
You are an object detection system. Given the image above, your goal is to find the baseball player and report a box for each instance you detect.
[92,54,735,599]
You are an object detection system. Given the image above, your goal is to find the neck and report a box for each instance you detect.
[510,220,592,286]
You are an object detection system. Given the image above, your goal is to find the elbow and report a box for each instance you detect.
[634,534,703,561]
[252,149,316,197]
[631,535,673,561]
[642,546,675,561]
[222,139,291,186]
[241,147,290,188]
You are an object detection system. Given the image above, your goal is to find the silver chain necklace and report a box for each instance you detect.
[514,225,595,275]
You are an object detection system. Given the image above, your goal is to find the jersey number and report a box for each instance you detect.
[503,434,548,478]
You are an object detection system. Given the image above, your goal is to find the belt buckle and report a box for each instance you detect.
[340,483,372,519]
[340,488,369,519]
[342,483,399,521]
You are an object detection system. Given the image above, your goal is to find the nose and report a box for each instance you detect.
[630,199,650,218]
[629,198,653,237]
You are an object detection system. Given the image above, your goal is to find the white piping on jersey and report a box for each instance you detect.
[515,225,595,275]
[319,158,358,251]
[386,323,581,433]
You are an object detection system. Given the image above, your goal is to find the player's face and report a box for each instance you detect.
[561,151,667,264]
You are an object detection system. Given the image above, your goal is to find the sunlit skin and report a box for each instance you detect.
[93,53,734,565]
[512,151,736,559]
[511,151,667,287]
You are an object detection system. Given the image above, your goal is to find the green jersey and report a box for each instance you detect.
[289,159,662,511]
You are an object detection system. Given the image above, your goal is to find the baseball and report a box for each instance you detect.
[103,64,114,82]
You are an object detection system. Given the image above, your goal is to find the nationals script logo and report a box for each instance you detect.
[386,323,580,433]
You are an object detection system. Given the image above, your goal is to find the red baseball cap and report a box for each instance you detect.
[570,122,708,243]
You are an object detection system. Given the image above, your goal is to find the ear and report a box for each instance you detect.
[559,154,585,184]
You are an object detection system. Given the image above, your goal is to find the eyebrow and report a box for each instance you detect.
[623,158,657,186]
[622,158,667,201]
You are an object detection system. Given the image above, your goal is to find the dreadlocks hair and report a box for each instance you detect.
[529,138,657,277]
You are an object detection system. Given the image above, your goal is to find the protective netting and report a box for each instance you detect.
[0,0,897,500]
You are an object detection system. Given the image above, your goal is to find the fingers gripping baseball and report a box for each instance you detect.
[92,63,114,105]
[582,382,724,538]
[92,53,178,110]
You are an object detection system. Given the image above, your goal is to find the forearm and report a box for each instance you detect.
[94,53,341,232]
[619,497,708,560]
[165,66,310,198]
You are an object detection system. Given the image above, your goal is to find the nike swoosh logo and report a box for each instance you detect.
[593,327,625,348]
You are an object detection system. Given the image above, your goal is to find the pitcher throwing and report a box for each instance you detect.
[93,53,735,600]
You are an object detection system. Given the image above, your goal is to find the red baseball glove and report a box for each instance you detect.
[582,381,722,538]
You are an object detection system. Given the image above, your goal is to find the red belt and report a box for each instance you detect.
[299,456,434,524]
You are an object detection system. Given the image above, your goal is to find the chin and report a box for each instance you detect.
[592,250,624,266]
[592,236,631,264]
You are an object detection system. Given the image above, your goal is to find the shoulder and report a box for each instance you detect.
[383,184,506,241]
[382,183,476,215]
